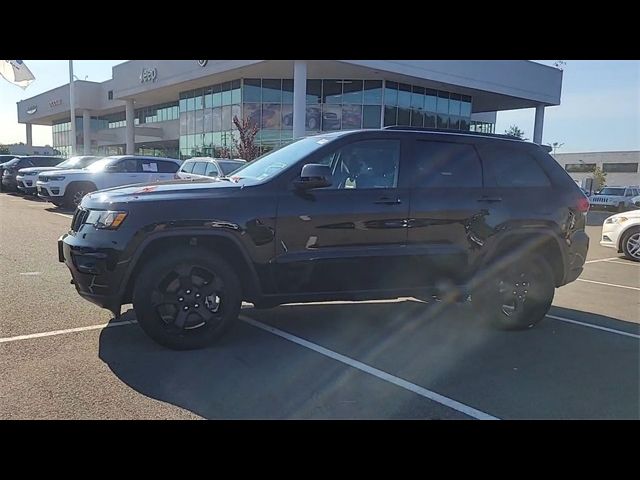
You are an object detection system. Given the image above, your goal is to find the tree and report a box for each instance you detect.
[0,144,9,154]
[504,125,528,140]
[547,142,565,154]
[231,115,260,161]
[553,60,567,70]
[592,166,607,191]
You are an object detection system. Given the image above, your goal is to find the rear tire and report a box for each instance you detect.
[472,254,555,330]
[621,227,640,262]
[133,247,242,350]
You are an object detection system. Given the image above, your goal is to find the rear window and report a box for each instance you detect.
[412,141,482,188]
[481,145,551,187]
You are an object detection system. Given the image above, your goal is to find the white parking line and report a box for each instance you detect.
[585,257,620,264]
[605,260,639,267]
[0,320,137,344]
[546,314,640,339]
[239,315,499,420]
[50,212,73,218]
[576,278,640,291]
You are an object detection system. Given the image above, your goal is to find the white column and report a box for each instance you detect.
[69,60,76,155]
[83,110,91,155]
[533,105,545,144]
[25,123,32,147]
[125,99,135,154]
[293,60,307,139]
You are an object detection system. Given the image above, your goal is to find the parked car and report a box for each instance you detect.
[600,209,640,261]
[0,155,21,191]
[37,155,181,209]
[282,106,340,131]
[17,155,102,195]
[2,156,65,192]
[631,194,640,208]
[59,127,589,350]
[588,186,640,212]
[176,157,246,180]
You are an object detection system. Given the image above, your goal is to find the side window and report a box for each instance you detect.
[319,139,401,190]
[180,161,195,173]
[192,162,207,176]
[140,160,159,173]
[204,162,219,177]
[413,141,482,188]
[157,161,179,173]
[118,159,139,173]
[481,145,551,187]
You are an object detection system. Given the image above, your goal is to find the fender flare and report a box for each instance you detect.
[116,228,263,302]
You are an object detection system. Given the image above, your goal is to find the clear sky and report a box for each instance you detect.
[1,60,638,153]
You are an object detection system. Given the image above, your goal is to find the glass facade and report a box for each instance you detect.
[178,78,475,160]
[469,121,495,133]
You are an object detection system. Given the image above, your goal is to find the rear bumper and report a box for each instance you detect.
[561,229,589,285]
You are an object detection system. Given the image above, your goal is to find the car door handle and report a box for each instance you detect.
[374,197,402,205]
[478,196,502,203]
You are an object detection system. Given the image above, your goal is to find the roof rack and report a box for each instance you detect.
[382,125,525,141]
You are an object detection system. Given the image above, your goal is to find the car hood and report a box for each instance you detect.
[607,209,640,221]
[84,178,242,205]
[42,169,89,176]
[18,166,62,175]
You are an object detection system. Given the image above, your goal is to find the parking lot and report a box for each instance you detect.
[0,192,638,420]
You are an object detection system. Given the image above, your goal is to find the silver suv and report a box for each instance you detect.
[589,186,640,212]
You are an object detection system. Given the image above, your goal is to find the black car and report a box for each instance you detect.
[2,156,65,192]
[59,127,589,350]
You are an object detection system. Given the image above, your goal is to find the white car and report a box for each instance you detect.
[176,157,246,180]
[16,155,101,195]
[36,155,182,208]
[600,209,640,261]
[589,186,640,212]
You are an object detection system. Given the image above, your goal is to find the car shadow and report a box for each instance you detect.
[44,205,75,214]
[98,300,639,419]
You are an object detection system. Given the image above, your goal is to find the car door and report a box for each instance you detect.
[101,158,145,188]
[405,138,489,286]
[204,162,221,178]
[274,136,411,294]
[190,161,207,179]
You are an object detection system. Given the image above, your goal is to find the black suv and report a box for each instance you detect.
[59,128,589,350]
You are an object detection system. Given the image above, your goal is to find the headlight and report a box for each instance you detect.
[85,210,128,230]
[45,175,65,181]
[605,216,628,224]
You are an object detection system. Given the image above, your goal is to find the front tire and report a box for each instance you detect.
[621,227,640,262]
[133,247,242,350]
[63,183,96,209]
[472,254,555,330]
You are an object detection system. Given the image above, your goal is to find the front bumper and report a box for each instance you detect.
[16,176,37,194]
[59,232,130,314]
[37,181,65,199]
[600,222,622,252]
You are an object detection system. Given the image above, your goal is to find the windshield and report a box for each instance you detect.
[57,156,98,169]
[597,188,626,196]
[229,135,343,183]
[85,157,119,172]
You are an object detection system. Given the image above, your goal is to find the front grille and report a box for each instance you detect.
[71,208,89,232]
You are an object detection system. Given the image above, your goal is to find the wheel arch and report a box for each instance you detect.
[120,230,262,305]
[481,229,566,287]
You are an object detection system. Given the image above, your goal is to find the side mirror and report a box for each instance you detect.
[294,164,332,190]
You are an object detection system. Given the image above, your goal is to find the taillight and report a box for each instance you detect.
[576,195,590,213]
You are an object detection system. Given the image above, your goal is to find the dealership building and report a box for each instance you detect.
[16,60,563,159]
